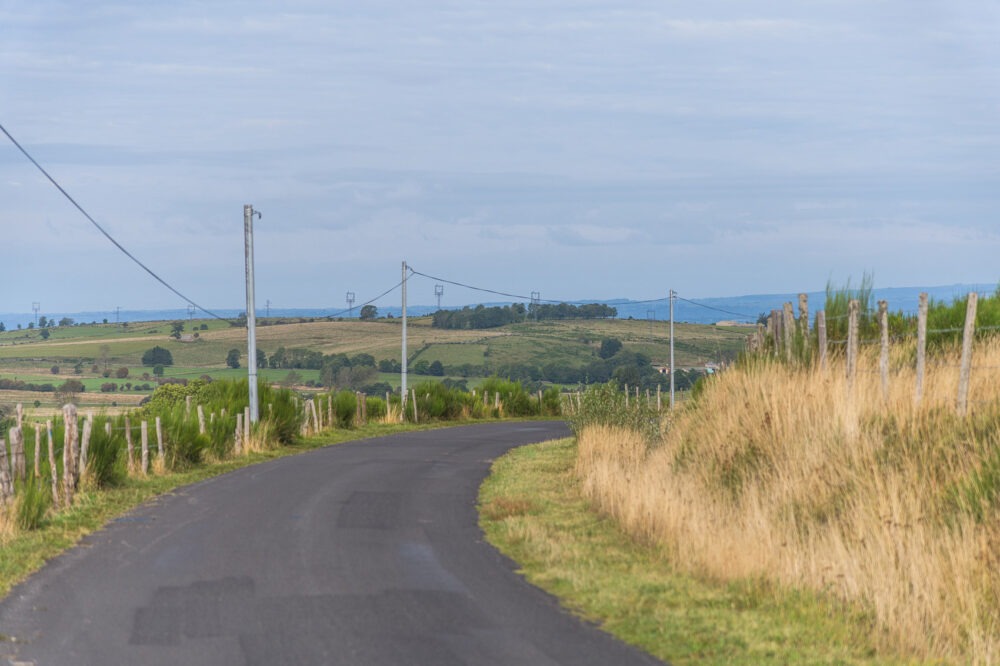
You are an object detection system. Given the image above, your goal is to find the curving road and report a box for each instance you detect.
[0,422,664,665]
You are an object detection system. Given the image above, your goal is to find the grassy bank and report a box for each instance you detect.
[480,438,907,665]
[0,421,444,599]
[572,339,1000,663]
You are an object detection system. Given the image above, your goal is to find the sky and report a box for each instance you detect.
[2,1,999,315]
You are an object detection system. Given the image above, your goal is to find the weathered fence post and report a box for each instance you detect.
[34,423,41,479]
[846,300,859,390]
[624,384,629,407]
[79,416,92,476]
[816,311,827,371]
[197,405,206,435]
[657,384,662,411]
[46,420,59,507]
[411,388,419,422]
[878,300,889,403]
[782,302,795,363]
[9,425,25,482]
[185,395,192,415]
[0,438,12,506]
[770,310,780,355]
[957,292,978,415]
[798,293,809,336]
[235,413,244,453]
[915,292,928,406]
[360,394,367,424]
[141,421,149,475]
[125,415,135,475]
[15,403,23,429]
[63,403,79,506]
[156,416,164,461]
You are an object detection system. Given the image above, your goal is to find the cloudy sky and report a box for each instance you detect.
[2,1,999,314]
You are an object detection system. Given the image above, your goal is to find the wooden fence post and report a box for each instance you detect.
[878,300,889,403]
[185,395,192,415]
[0,438,12,505]
[782,302,795,363]
[125,415,135,474]
[957,292,978,415]
[46,420,59,507]
[15,403,23,429]
[915,292,928,406]
[156,416,164,461]
[657,384,662,411]
[34,423,41,479]
[411,388,418,422]
[141,421,149,475]
[63,403,78,506]
[816,311,827,371]
[770,310,780,355]
[9,425,25,482]
[79,416,92,476]
[235,413,244,453]
[197,405,206,435]
[847,300,859,390]
[798,293,809,336]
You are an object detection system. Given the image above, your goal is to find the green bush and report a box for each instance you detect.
[568,382,662,443]
[84,416,124,487]
[332,390,357,428]
[15,475,50,531]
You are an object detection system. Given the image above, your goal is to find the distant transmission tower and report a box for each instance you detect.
[266,299,271,318]
[434,284,444,311]
[32,302,39,327]
[531,292,541,322]
[346,291,356,318]
[187,304,195,321]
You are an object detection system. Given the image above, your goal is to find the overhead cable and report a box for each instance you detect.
[0,121,227,320]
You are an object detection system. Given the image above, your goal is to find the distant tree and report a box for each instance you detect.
[0,322,5,332]
[102,318,108,324]
[115,367,129,379]
[599,338,623,359]
[170,321,185,339]
[428,360,445,376]
[50,365,60,375]
[40,328,50,340]
[26,322,33,329]
[59,317,74,327]
[142,346,174,366]
[100,382,118,393]
[58,379,85,394]
[359,304,378,321]
[257,349,267,368]
[412,360,430,375]
[226,348,241,369]
[38,316,48,328]
[153,365,165,378]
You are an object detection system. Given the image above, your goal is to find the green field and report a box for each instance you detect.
[0,316,749,412]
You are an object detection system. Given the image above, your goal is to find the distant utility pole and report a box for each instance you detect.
[346,292,356,318]
[401,261,408,403]
[244,204,261,424]
[669,290,676,409]
[115,306,121,326]
[434,284,444,311]
[531,291,540,322]
[266,299,271,318]
[647,309,655,339]
[32,302,39,327]
[187,305,195,321]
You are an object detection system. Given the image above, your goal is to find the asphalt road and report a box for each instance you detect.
[0,422,664,665]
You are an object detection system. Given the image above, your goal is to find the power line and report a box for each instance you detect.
[0,121,227,321]
[674,295,757,320]
[324,280,405,319]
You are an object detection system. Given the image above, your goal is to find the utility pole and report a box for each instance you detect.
[531,291,540,322]
[32,302,39,327]
[115,306,121,326]
[346,292,356,318]
[669,290,676,409]
[187,305,195,321]
[401,261,408,404]
[244,204,261,424]
[266,299,271,318]
[434,284,444,311]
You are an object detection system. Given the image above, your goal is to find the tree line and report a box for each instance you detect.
[431,302,617,330]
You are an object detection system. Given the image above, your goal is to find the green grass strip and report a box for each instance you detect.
[479,438,926,666]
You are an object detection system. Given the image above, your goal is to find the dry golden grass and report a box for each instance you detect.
[576,340,1000,664]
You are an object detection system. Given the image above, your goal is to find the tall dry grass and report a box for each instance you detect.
[576,340,1000,663]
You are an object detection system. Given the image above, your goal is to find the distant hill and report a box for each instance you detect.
[1,283,994,329]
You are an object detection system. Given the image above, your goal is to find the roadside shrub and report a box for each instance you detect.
[84,416,124,487]
[568,382,662,443]
[332,390,357,428]
[14,475,50,531]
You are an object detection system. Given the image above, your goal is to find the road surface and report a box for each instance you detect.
[0,421,664,665]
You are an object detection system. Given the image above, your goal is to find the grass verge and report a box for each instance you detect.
[479,438,922,665]
[0,421,447,600]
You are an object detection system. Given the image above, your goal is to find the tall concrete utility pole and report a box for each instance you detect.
[244,204,261,424]
[401,261,408,403]
[669,290,676,409]
[435,284,444,311]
